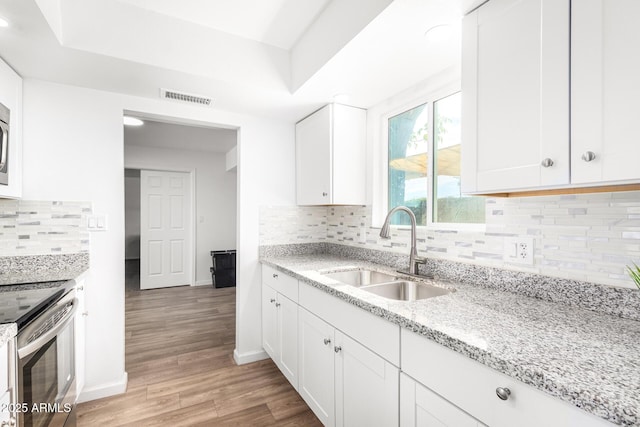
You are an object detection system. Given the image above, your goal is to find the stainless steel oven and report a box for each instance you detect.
[0,101,9,186]
[16,290,77,427]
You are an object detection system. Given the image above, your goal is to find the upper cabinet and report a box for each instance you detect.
[571,0,640,185]
[462,0,570,194]
[295,104,366,205]
[0,58,22,199]
[462,0,640,195]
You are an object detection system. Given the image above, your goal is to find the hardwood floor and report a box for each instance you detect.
[77,261,321,426]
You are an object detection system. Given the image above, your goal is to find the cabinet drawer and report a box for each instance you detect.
[401,330,611,427]
[299,282,400,366]
[262,265,298,302]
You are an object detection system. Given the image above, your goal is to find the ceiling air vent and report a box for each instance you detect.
[160,88,213,107]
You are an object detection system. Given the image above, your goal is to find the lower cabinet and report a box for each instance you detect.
[401,330,612,427]
[75,277,87,398]
[262,283,298,389]
[0,339,16,426]
[400,373,484,427]
[298,307,399,427]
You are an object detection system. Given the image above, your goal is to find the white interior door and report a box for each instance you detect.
[140,170,192,290]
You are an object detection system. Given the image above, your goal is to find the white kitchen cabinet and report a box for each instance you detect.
[75,277,87,397]
[400,373,484,427]
[295,103,366,205]
[461,0,570,194]
[463,0,640,194]
[571,0,640,185]
[0,339,16,426]
[0,57,23,199]
[298,307,399,427]
[262,283,298,389]
[298,307,335,426]
[261,266,299,389]
[401,330,612,427]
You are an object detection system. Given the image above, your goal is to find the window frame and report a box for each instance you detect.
[373,82,486,232]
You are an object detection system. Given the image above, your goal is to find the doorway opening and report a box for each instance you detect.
[123,114,238,291]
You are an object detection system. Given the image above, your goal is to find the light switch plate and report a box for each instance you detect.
[87,214,108,232]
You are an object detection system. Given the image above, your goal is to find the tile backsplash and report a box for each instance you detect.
[0,200,91,256]
[260,191,640,289]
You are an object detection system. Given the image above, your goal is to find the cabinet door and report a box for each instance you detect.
[277,294,298,390]
[400,374,482,427]
[335,331,399,427]
[462,0,569,193]
[261,284,278,360]
[296,105,331,205]
[298,308,335,427]
[75,278,87,396]
[572,0,640,184]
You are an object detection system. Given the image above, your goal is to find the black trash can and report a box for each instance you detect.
[210,250,236,288]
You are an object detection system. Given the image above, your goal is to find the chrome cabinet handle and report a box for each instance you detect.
[269,298,276,303]
[322,192,328,197]
[323,338,331,346]
[541,158,554,168]
[82,311,89,316]
[272,273,278,279]
[334,346,342,353]
[275,302,281,307]
[77,285,84,291]
[496,387,511,401]
[581,151,596,162]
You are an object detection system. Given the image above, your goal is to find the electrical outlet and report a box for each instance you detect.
[504,238,534,265]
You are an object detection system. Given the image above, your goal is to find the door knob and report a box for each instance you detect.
[496,387,511,401]
[581,151,596,162]
[540,158,554,168]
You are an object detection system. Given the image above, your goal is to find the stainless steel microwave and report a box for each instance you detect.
[0,102,9,186]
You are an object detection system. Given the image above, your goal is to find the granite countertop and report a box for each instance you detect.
[261,254,640,426]
[0,323,16,347]
[0,253,89,286]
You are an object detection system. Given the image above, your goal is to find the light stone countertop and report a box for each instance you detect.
[0,323,17,347]
[261,254,640,427]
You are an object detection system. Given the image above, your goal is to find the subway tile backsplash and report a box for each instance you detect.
[259,191,640,289]
[0,200,91,256]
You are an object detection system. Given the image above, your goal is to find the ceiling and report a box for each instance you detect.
[0,0,480,122]
[124,118,237,153]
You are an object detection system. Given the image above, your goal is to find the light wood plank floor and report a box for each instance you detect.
[77,261,321,426]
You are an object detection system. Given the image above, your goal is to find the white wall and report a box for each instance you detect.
[124,145,237,285]
[22,78,296,401]
[124,169,140,259]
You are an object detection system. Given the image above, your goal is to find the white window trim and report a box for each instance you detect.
[372,81,486,233]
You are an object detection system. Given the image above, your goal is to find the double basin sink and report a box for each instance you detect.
[322,269,451,302]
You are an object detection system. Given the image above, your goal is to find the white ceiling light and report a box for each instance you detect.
[123,116,144,126]
[424,24,453,43]
[0,17,9,28]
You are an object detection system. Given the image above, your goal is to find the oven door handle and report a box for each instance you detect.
[17,298,78,359]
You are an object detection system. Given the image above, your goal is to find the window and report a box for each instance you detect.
[386,92,484,226]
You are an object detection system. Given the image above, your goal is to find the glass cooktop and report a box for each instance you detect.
[0,281,70,329]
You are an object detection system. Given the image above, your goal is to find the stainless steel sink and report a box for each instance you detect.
[360,281,451,301]
[322,269,397,287]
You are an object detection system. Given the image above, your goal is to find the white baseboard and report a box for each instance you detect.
[77,372,128,403]
[194,279,213,287]
[233,348,269,365]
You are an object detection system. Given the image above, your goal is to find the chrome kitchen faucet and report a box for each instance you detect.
[380,206,432,278]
